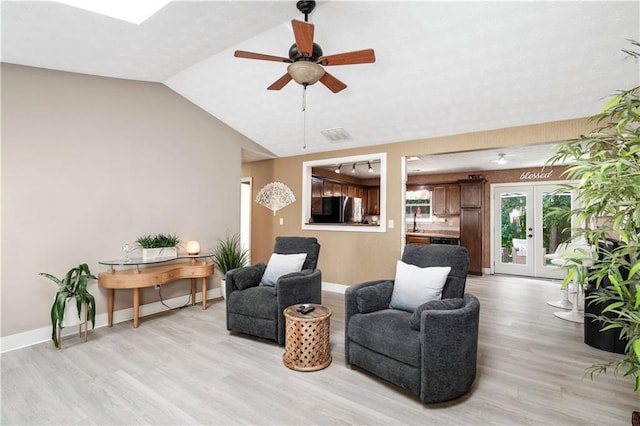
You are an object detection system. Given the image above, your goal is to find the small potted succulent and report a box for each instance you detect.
[135,233,181,260]
[39,263,97,348]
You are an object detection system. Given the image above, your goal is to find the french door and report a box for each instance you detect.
[493,183,575,279]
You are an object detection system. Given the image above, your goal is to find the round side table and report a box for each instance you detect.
[283,304,332,371]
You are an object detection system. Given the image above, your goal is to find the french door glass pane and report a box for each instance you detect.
[500,192,527,265]
[541,190,572,264]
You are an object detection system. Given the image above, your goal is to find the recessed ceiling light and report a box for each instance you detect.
[55,0,170,24]
[491,154,507,165]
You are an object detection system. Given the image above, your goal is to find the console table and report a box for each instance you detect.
[98,256,214,328]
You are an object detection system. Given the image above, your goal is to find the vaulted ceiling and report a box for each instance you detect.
[2,1,639,169]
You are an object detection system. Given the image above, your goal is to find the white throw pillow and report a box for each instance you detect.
[260,253,307,286]
[389,261,451,312]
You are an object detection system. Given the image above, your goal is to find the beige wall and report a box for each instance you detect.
[242,119,591,285]
[1,64,263,338]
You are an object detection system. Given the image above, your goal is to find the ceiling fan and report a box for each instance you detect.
[234,0,375,93]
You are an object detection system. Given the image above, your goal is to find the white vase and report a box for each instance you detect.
[61,298,87,327]
[56,298,89,347]
[142,246,177,261]
[221,279,226,299]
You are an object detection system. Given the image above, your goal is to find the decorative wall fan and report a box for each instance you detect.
[234,1,375,93]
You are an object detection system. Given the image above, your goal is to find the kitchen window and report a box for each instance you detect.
[406,189,432,227]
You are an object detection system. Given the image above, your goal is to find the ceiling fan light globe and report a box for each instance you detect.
[287,61,325,85]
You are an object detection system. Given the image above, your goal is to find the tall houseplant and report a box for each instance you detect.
[39,263,97,348]
[211,233,249,299]
[546,40,640,395]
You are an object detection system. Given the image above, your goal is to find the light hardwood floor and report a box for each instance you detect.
[2,275,638,425]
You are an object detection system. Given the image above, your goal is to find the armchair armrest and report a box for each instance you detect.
[345,280,394,319]
[345,279,394,363]
[419,293,480,403]
[275,269,322,344]
[276,269,322,304]
[225,262,266,297]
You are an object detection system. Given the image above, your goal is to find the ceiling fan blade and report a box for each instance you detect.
[267,73,293,90]
[318,49,376,66]
[291,19,314,57]
[319,72,347,93]
[234,50,291,63]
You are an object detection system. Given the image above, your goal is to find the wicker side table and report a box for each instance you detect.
[283,304,332,371]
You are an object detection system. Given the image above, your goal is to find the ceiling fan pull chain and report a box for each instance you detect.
[302,84,307,149]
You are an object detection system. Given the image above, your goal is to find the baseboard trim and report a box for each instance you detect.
[0,287,223,353]
[1,282,350,353]
[322,281,348,294]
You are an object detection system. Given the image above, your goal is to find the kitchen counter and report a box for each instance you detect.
[406,230,460,238]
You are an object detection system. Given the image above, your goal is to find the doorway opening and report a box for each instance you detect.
[240,177,252,263]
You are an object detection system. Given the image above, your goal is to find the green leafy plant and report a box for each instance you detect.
[39,263,97,348]
[211,233,249,274]
[135,233,181,248]
[546,40,640,394]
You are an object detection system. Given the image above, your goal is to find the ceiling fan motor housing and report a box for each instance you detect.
[296,1,316,17]
[289,43,323,62]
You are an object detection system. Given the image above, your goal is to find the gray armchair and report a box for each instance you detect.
[226,236,321,345]
[345,244,480,403]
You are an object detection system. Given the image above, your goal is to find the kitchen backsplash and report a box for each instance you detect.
[407,215,460,232]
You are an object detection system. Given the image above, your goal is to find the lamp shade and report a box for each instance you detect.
[186,241,200,255]
[287,61,325,85]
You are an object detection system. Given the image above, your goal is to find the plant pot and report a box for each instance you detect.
[142,246,177,261]
[56,298,89,348]
[62,298,87,328]
[221,278,226,300]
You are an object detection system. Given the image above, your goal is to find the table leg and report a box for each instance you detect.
[191,278,196,306]
[202,276,207,310]
[133,287,140,328]
[107,288,114,327]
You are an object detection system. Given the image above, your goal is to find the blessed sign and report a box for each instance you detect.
[520,170,553,180]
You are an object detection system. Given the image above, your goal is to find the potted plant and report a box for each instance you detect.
[135,233,181,260]
[39,263,97,348]
[546,40,640,404]
[211,233,249,299]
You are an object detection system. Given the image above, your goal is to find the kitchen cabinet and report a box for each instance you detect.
[311,177,323,215]
[460,209,482,275]
[432,185,460,215]
[323,181,342,196]
[406,234,430,245]
[460,180,483,208]
[459,179,484,275]
[366,187,380,215]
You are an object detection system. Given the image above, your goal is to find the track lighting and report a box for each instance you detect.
[352,163,356,173]
[368,162,373,173]
[334,164,341,174]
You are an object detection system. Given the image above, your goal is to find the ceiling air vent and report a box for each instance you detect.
[321,127,352,143]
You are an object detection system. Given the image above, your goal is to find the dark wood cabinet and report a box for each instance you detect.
[459,180,484,275]
[460,208,482,275]
[323,181,342,196]
[460,180,483,208]
[366,187,380,215]
[432,184,460,215]
[406,234,430,245]
[311,177,323,214]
